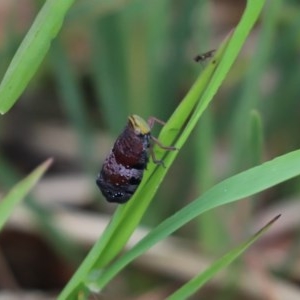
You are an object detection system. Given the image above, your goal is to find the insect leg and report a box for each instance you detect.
[151,136,177,151]
[150,147,166,167]
[147,117,177,167]
[147,117,166,129]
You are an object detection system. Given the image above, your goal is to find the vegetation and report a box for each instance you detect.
[0,0,300,299]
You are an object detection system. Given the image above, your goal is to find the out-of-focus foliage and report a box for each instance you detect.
[1,0,300,299]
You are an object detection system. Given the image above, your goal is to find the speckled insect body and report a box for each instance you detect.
[96,115,174,204]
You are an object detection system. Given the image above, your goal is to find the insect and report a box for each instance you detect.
[194,49,216,63]
[96,114,176,204]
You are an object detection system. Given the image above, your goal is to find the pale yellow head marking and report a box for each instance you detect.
[128,115,150,135]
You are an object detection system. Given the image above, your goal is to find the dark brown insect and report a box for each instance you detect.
[194,49,216,63]
[96,115,176,204]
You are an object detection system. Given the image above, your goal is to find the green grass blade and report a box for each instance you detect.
[167,215,281,300]
[0,0,75,114]
[0,158,52,231]
[90,150,300,290]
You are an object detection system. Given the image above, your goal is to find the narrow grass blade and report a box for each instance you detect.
[0,158,53,231]
[167,215,281,300]
[0,0,75,114]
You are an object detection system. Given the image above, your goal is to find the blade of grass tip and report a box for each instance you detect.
[167,215,281,300]
[0,158,53,231]
[0,0,75,114]
[91,150,300,291]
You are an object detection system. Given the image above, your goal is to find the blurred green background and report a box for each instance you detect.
[0,0,300,299]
